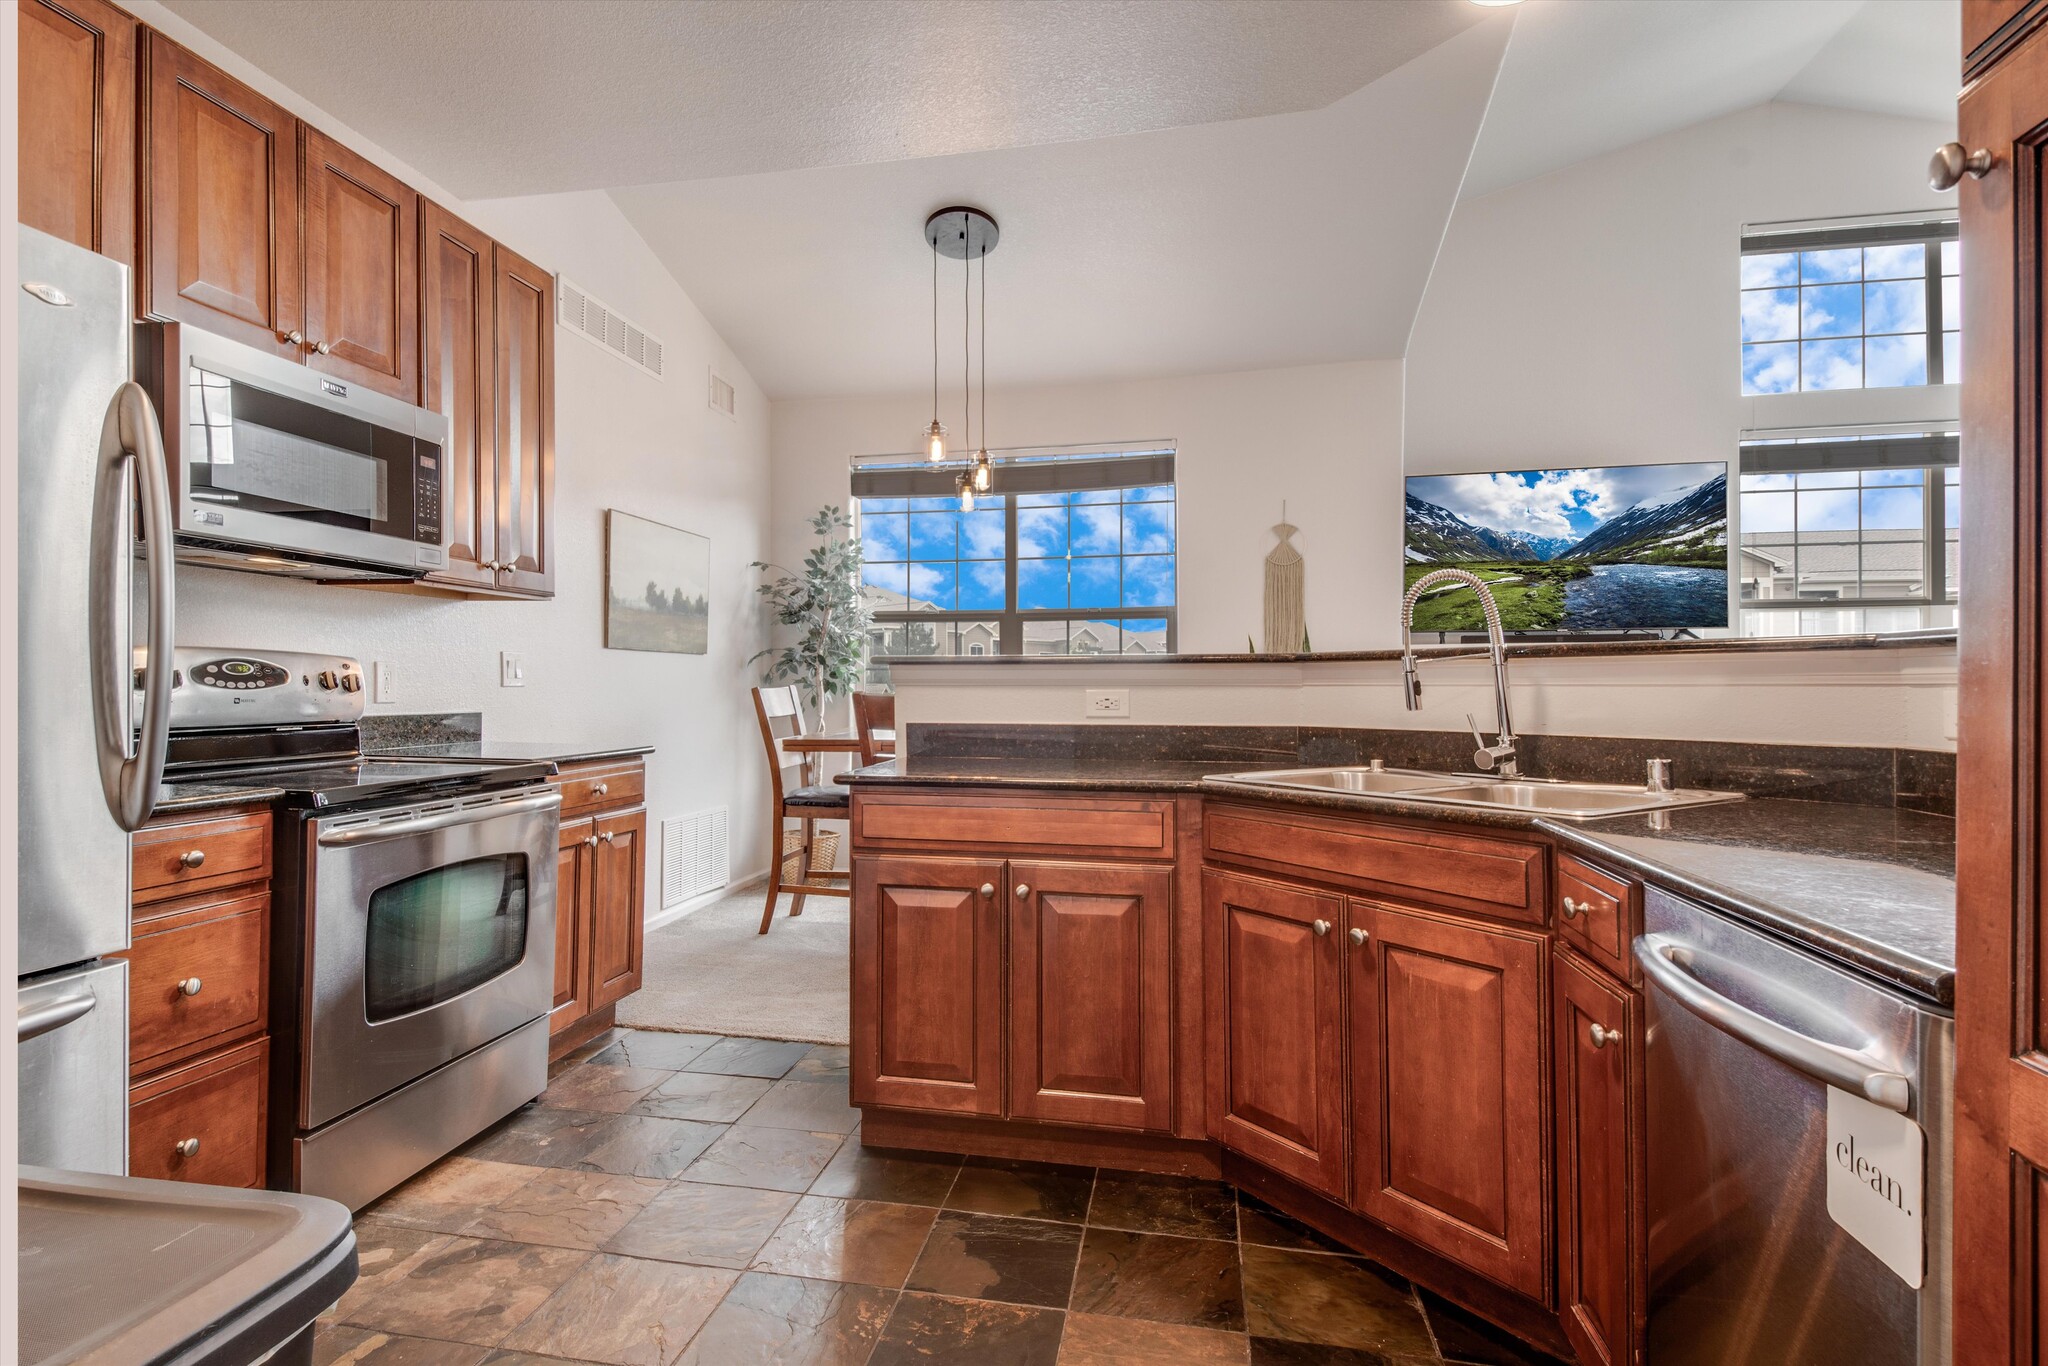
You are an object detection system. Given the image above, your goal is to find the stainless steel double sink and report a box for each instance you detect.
[1212,765,1744,820]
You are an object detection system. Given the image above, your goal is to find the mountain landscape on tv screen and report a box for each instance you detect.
[1403,465,1729,632]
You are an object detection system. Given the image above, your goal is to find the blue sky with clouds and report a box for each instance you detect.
[1408,462,1724,542]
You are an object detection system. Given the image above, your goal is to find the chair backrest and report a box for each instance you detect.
[752,685,809,805]
[852,691,895,766]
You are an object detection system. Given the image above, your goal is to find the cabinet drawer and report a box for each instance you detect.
[130,1037,269,1188]
[122,892,268,1073]
[555,760,644,816]
[132,810,271,904]
[1205,804,1546,923]
[1556,854,1638,982]
[853,792,1175,858]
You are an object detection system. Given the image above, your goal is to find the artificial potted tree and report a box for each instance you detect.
[750,505,874,724]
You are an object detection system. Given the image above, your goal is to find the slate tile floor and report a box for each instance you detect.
[316,1030,1568,1366]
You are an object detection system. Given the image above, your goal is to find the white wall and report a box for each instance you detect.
[132,4,778,899]
[771,360,1407,654]
[1407,100,1958,476]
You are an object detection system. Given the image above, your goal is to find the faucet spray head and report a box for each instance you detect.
[1401,658,1422,711]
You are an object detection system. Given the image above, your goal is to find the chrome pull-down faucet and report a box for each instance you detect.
[1400,568,1519,778]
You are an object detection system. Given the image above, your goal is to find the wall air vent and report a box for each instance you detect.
[662,807,730,908]
[557,277,666,380]
[708,369,737,419]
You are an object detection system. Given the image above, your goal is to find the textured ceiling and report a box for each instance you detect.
[157,0,1487,198]
[1460,0,1958,201]
[612,18,1514,398]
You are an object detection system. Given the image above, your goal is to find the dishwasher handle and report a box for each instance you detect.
[1635,932,1912,1113]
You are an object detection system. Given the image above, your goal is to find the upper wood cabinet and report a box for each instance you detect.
[1349,899,1549,1300]
[492,243,556,596]
[301,126,417,401]
[19,0,136,263]
[420,200,500,591]
[1007,859,1173,1132]
[852,854,1006,1116]
[142,32,301,352]
[1554,949,1640,1366]
[1205,868,1347,1199]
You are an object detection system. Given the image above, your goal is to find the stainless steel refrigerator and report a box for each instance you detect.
[16,226,178,1175]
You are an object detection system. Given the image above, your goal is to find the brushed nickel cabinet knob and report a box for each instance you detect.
[1312,919,1331,937]
[176,977,202,997]
[1349,927,1368,946]
[1015,884,1030,899]
[281,329,304,345]
[979,883,995,898]
[175,1138,201,1158]
[594,782,608,795]
[1589,1023,1620,1049]
[1930,143,1995,191]
[313,340,332,355]
[1562,897,1583,919]
[178,849,206,869]
[585,834,598,847]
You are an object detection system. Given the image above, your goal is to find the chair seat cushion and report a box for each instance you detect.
[784,783,850,810]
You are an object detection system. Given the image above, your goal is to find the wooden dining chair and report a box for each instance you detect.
[752,685,851,935]
[853,691,897,767]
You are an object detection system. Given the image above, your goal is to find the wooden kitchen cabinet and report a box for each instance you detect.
[1554,949,1641,1366]
[1349,899,1549,1300]
[1007,859,1173,1132]
[492,243,556,597]
[851,854,1007,1116]
[19,0,136,263]
[301,125,417,400]
[142,32,301,351]
[588,808,647,1009]
[553,816,596,1027]
[420,200,501,591]
[1205,868,1347,1198]
[547,757,649,1054]
[129,1035,268,1188]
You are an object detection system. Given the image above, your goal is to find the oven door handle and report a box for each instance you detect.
[1635,933,1912,1112]
[315,790,563,847]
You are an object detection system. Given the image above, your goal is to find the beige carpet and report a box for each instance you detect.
[615,884,850,1045]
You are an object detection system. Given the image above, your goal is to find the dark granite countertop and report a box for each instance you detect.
[366,741,655,766]
[845,758,1957,1006]
[883,629,1956,667]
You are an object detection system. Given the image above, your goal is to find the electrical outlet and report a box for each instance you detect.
[500,651,526,688]
[1085,689,1129,719]
[371,661,395,704]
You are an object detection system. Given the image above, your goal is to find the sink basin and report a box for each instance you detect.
[1216,766,1744,820]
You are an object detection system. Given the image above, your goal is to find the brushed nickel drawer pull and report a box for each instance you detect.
[176,977,202,997]
[1312,919,1330,937]
[1562,896,1583,919]
[178,849,206,869]
[174,1138,201,1158]
[1589,1023,1619,1049]
[593,782,608,795]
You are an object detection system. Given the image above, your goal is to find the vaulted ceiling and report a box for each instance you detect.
[159,0,1962,400]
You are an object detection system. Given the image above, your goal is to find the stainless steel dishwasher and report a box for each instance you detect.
[1637,888,1952,1366]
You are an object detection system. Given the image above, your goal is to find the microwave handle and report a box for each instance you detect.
[89,382,176,832]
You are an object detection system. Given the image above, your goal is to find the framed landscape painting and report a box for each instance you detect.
[605,510,710,654]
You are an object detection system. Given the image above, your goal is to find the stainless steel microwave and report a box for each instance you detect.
[137,323,448,581]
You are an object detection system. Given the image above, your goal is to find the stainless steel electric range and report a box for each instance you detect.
[160,647,561,1210]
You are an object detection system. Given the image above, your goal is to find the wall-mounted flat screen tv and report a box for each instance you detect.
[1403,461,1730,632]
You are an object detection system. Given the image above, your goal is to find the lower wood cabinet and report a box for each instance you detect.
[129,1031,268,1187]
[546,758,649,1049]
[588,808,647,1009]
[851,854,1007,1116]
[1554,948,1641,1366]
[554,817,597,1027]
[1204,868,1347,1198]
[1349,900,1549,1299]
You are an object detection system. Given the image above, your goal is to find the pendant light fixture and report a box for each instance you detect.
[923,207,999,500]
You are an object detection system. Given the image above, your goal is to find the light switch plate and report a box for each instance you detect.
[500,651,526,688]
[371,661,394,704]
[1086,689,1129,719]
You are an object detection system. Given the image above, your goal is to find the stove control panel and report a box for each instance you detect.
[156,647,366,730]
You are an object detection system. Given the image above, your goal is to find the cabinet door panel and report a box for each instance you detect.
[421,200,498,588]
[1351,900,1548,1298]
[144,34,300,351]
[551,817,594,1035]
[1009,860,1172,1131]
[853,855,1005,1115]
[19,0,136,263]
[1555,950,1639,1366]
[130,1037,268,1188]
[1204,869,1346,1197]
[587,809,646,1010]
[493,243,554,595]
[302,126,417,399]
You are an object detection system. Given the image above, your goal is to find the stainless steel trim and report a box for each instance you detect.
[296,1016,547,1210]
[1636,932,1912,1111]
[316,790,562,847]
[17,992,95,1043]
[90,382,175,831]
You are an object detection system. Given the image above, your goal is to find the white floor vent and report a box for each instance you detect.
[558,277,666,380]
[662,807,730,908]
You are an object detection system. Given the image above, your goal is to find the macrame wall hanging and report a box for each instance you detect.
[1263,505,1307,653]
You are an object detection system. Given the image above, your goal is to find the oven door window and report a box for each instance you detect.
[363,854,530,1022]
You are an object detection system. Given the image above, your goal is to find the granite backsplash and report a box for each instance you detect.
[903,723,1956,817]
[359,711,484,748]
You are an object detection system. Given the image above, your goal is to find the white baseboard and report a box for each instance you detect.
[644,866,771,934]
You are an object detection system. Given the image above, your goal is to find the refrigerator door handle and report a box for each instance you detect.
[1636,932,1913,1112]
[17,992,96,1044]
[89,381,175,832]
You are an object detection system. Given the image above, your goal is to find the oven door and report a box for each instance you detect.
[302,787,559,1129]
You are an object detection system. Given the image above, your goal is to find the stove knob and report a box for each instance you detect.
[338,672,362,694]
[317,670,339,690]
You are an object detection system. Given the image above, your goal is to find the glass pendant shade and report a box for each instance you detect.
[955,470,975,511]
[971,451,993,493]
[925,420,947,462]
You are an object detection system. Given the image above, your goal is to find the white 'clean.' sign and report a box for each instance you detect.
[1826,1086,1925,1288]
